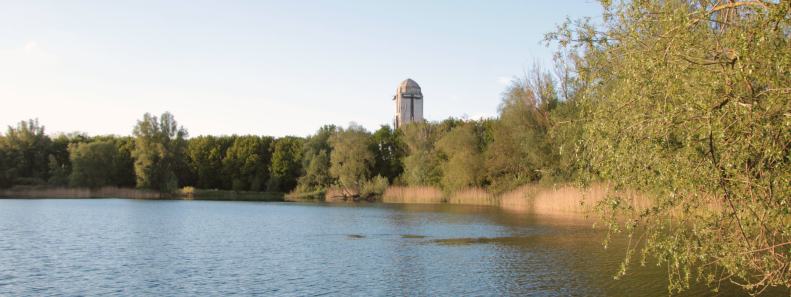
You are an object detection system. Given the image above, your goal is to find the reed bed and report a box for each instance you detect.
[2,183,652,212]
[1,186,286,201]
[499,183,651,213]
[382,186,445,204]
[447,187,497,205]
[0,187,165,199]
[533,184,603,213]
[498,184,541,211]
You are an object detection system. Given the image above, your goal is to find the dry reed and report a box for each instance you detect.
[498,184,540,211]
[380,184,652,213]
[499,183,651,213]
[0,187,165,199]
[1,186,285,201]
[382,186,445,204]
[447,187,497,205]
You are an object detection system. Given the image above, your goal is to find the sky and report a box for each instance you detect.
[0,0,602,138]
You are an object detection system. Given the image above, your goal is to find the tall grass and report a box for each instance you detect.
[500,183,651,213]
[0,187,165,199]
[382,183,652,214]
[498,184,540,211]
[447,187,497,205]
[1,186,286,201]
[382,186,444,204]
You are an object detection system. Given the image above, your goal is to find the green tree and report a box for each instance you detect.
[223,135,273,191]
[435,125,485,193]
[47,155,69,187]
[472,117,496,153]
[402,148,432,186]
[297,125,337,194]
[268,136,303,192]
[49,131,89,178]
[187,135,236,190]
[329,122,374,195]
[483,64,578,194]
[45,133,134,188]
[0,119,52,187]
[69,140,116,188]
[111,136,137,188]
[550,0,791,292]
[485,118,533,193]
[131,112,188,192]
[368,125,405,184]
[485,80,539,193]
[400,121,443,186]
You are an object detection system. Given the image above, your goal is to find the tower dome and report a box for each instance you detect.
[398,79,422,95]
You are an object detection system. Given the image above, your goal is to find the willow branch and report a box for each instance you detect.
[708,1,771,15]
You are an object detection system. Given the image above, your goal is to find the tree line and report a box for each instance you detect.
[0,55,579,197]
[0,113,303,193]
[0,60,581,197]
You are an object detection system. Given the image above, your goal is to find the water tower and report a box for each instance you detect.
[393,78,423,129]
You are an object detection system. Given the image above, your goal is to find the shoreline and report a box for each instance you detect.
[1,183,650,215]
[0,187,286,202]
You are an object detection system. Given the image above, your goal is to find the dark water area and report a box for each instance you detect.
[0,199,783,296]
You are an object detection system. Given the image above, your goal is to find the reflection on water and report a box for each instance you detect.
[0,199,782,296]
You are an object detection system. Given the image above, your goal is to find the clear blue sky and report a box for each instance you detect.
[1,0,602,138]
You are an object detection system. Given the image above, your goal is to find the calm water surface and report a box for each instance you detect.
[0,199,780,296]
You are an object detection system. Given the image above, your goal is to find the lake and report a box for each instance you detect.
[0,199,772,296]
